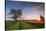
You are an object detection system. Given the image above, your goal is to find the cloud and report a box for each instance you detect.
[22,5,44,17]
[19,4,44,20]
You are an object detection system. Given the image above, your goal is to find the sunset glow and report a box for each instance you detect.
[17,16,40,20]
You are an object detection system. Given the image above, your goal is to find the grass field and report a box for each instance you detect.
[5,20,44,30]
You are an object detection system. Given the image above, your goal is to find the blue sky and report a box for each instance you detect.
[6,1,44,20]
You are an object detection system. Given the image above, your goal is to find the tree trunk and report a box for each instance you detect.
[14,19,17,24]
[19,20,21,29]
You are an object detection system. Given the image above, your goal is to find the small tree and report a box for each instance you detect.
[9,9,22,29]
[9,9,22,23]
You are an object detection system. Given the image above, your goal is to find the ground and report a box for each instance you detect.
[5,20,44,30]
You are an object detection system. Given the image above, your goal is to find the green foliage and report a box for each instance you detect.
[9,9,22,19]
[6,21,44,30]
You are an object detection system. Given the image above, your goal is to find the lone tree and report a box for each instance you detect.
[9,9,22,23]
[8,9,22,29]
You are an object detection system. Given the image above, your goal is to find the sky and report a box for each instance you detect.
[6,1,44,20]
